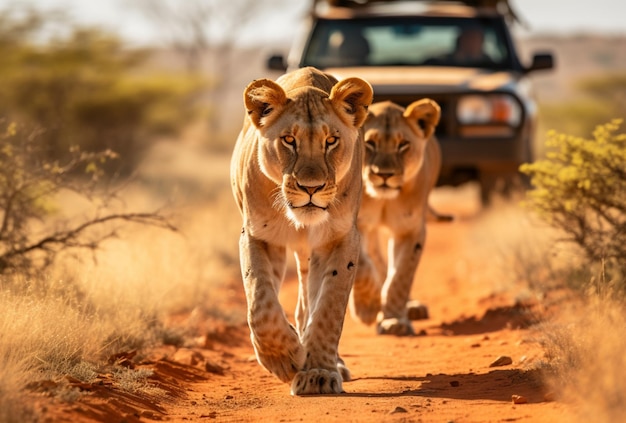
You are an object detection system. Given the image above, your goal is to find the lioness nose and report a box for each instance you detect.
[374,172,394,181]
[297,183,325,195]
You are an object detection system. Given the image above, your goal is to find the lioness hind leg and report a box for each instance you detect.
[350,268,381,325]
[350,236,383,325]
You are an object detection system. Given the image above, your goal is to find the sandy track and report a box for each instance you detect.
[39,185,572,423]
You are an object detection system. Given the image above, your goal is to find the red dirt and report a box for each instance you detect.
[33,187,573,423]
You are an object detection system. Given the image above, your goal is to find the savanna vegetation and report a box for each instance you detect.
[517,117,626,423]
[0,7,203,174]
[0,3,625,422]
[0,6,240,421]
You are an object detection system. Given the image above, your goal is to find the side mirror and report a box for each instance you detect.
[527,53,554,73]
[267,54,287,72]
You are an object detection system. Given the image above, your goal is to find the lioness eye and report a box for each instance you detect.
[326,136,338,148]
[398,140,410,152]
[365,140,376,151]
[281,135,296,148]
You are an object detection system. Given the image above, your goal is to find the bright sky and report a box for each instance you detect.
[6,0,626,46]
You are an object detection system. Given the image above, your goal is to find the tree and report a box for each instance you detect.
[129,0,292,136]
[0,121,175,275]
[0,6,202,174]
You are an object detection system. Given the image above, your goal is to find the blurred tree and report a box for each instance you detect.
[0,6,203,174]
[130,0,291,135]
[539,73,626,140]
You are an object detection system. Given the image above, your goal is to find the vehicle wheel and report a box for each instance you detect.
[478,173,497,206]
[480,172,528,206]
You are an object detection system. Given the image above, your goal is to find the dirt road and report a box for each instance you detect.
[41,185,572,422]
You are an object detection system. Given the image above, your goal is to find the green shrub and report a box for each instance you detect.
[520,120,626,287]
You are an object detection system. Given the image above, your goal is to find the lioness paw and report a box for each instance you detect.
[377,317,415,336]
[337,356,351,382]
[406,300,429,321]
[290,368,344,395]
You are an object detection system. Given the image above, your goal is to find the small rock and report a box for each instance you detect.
[543,392,556,402]
[224,395,233,400]
[449,380,460,387]
[172,348,204,366]
[200,411,218,419]
[205,360,225,375]
[390,406,408,414]
[512,394,528,404]
[489,355,513,367]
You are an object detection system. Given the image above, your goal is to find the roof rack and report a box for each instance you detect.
[312,0,525,25]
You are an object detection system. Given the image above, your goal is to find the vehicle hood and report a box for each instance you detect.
[324,66,521,94]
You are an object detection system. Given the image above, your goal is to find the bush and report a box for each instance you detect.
[520,120,626,286]
[0,121,174,275]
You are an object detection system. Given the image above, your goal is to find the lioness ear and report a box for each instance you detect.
[404,99,441,139]
[244,79,288,129]
[329,77,373,128]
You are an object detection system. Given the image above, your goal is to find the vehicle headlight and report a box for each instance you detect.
[457,95,522,127]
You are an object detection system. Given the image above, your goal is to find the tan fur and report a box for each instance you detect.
[350,99,443,336]
[231,67,372,394]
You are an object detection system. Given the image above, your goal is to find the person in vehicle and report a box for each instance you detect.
[449,26,493,64]
[330,28,371,66]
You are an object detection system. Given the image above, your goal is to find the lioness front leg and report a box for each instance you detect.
[240,232,305,382]
[291,234,359,395]
[379,229,426,336]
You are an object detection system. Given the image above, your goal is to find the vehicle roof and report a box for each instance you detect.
[313,1,504,20]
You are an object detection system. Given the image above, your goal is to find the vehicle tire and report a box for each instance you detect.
[478,173,497,206]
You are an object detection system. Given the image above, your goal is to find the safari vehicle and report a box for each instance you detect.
[268,0,554,204]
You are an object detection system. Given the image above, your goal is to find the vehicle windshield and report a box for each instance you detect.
[302,16,513,70]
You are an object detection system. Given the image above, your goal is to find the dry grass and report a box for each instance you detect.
[468,194,626,423]
[540,291,626,423]
[433,189,626,422]
[0,148,242,419]
[1,129,623,422]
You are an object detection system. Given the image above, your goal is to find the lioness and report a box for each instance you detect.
[231,67,372,394]
[350,99,447,336]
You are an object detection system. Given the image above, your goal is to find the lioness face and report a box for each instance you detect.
[362,100,440,199]
[244,77,373,228]
[266,96,355,227]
